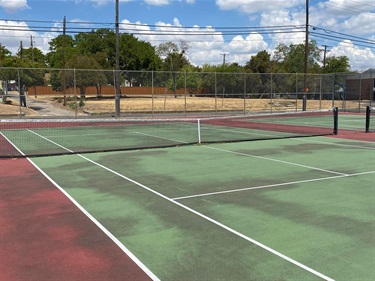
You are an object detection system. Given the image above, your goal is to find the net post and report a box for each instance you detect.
[197,119,201,144]
[333,107,338,135]
[365,106,371,133]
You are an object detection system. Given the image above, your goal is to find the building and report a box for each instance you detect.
[345,68,375,100]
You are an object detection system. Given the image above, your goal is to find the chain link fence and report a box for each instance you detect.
[1,67,374,118]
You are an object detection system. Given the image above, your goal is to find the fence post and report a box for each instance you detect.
[17,68,21,118]
[215,72,217,115]
[359,73,362,112]
[243,73,246,115]
[270,73,273,112]
[74,68,77,118]
[184,71,187,116]
[295,73,298,111]
[152,70,154,116]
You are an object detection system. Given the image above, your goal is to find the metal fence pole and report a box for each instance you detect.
[359,73,362,112]
[270,73,273,113]
[295,73,298,111]
[17,68,21,118]
[319,74,323,110]
[74,68,77,118]
[215,72,217,115]
[243,73,246,115]
[152,70,154,116]
[184,71,187,116]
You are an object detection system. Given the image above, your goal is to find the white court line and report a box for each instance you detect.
[172,170,375,200]
[25,129,335,281]
[1,132,26,156]
[205,145,348,176]
[294,137,375,150]
[106,129,352,178]
[5,130,160,281]
[104,130,349,177]
[27,160,160,281]
[134,131,191,144]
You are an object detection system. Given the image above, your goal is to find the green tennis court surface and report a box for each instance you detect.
[28,135,374,281]
[339,110,373,132]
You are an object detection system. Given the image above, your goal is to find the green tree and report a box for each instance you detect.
[65,55,107,100]
[119,34,162,87]
[0,44,12,64]
[173,65,202,96]
[74,28,116,67]
[156,41,190,96]
[273,40,321,73]
[1,56,46,87]
[324,56,350,73]
[157,41,190,72]
[17,47,46,65]
[199,63,245,97]
[46,34,76,68]
[245,50,272,73]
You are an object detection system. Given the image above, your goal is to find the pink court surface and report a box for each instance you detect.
[0,157,152,281]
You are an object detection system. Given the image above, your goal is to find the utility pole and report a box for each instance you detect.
[221,53,228,67]
[303,0,309,111]
[19,41,23,59]
[322,45,330,71]
[30,35,34,61]
[62,16,67,106]
[115,0,121,117]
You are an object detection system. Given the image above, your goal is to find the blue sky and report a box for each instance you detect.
[1,0,374,71]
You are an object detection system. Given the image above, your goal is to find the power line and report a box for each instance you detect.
[310,32,375,49]
[310,25,375,44]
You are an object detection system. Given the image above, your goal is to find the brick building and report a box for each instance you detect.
[345,68,375,100]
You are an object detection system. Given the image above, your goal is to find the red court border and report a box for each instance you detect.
[0,157,153,281]
[330,129,374,142]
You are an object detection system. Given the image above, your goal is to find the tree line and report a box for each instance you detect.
[0,28,350,100]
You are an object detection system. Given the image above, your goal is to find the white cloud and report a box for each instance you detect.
[0,20,60,55]
[319,0,374,17]
[259,10,306,48]
[86,0,135,6]
[143,0,194,5]
[329,40,375,71]
[224,33,268,65]
[0,0,29,13]
[341,12,375,36]
[144,0,171,5]
[122,18,269,66]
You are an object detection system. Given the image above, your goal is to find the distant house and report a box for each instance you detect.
[345,68,375,100]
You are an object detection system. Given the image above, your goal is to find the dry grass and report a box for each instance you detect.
[0,95,361,117]
[75,96,342,115]
[0,100,38,116]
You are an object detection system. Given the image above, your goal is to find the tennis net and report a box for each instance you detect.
[366,106,374,133]
[0,108,338,158]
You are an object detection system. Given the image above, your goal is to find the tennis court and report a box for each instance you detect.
[1,109,374,281]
